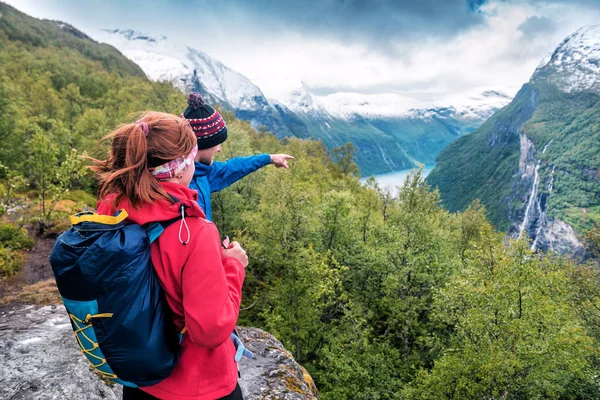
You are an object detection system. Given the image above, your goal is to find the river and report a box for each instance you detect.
[360,165,435,196]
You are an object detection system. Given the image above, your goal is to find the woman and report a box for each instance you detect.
[90,112,247,400]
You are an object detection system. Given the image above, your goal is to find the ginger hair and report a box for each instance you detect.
[89,111,196,208]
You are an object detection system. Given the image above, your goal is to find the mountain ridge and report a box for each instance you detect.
[428,25,600,256]
[95,28,512,175]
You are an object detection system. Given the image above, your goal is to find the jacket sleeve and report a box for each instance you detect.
[207,154,271,192]
[182,222,245,348]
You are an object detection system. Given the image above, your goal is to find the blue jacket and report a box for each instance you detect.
[190,154,271,221]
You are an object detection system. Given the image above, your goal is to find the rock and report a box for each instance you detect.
[0,304,319,399]
[237,328,319,400]
[540,218,586,258]
[0,305,120,400]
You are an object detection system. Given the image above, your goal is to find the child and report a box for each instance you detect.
[182,93,294,221]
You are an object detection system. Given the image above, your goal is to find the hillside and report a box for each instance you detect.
[0,2,188,175]
[426,84,539,230]
[0,3,144,77]
[427,26,600,255]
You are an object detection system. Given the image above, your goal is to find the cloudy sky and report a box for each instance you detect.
[5,0,600,101]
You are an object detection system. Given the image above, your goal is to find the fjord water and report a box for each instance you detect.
[361,165,435,196]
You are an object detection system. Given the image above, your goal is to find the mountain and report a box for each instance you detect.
[272,83,513,171]
[95,29,294,138]
[276,83,417,173]
[427,25,600,256]
[531,25,600,94]
[95,29,512,176]
[319,89,514,165]
[0,5,145,78]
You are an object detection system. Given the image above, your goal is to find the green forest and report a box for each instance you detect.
[2,2,600,399]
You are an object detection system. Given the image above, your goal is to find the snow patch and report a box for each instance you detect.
[123,50,189,91]
[278,82,329,115]
[531,24,600,93]
[318,87,515,120]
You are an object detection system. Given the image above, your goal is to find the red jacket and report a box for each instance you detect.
[97,182,245,399]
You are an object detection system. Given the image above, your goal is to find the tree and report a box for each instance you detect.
[28,131,86,233]
[331,143,359,177]
[583,223,600,261]
[61,83,83,133]
[408,229,598,399]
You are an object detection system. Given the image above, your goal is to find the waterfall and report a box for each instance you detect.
[548,164,556,193]
[542,139,553,154]
[377,143,396,170]
[531,164,555,250]
[518,160,541,240]
[517,139,553,242]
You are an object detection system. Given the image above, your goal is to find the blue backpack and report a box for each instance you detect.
[49,209,183,387]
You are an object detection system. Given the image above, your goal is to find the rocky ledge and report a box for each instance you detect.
[0,304,319,399]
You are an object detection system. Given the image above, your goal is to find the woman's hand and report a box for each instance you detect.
[222,237,248,268]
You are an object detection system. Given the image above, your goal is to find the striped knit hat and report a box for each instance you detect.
[181,93,228,149]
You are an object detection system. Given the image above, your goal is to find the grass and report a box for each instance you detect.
[0,279,61,306]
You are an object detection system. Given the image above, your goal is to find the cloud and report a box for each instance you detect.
[4,0,600,103]
[209,0,489,50]
[526,0,600,7]
[273,1,600,98]
[517,15,557,37]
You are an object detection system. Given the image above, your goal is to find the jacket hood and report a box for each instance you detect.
[96,182,206,225]
[193,161,212,178]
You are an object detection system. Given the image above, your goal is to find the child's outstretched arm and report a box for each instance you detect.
[208,153,294,192]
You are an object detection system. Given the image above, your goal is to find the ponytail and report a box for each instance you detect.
[89,112,196,208]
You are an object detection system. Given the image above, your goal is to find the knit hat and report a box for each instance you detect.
[181,93,228,150]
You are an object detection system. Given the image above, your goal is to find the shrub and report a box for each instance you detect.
[44,210,72,238]
[0,222,34,249]
[0,246,23,277]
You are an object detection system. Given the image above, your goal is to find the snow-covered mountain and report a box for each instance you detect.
[96,29,263,106]
[95,29,293,135]
[274,82,514,166]
[531,24,600,94]
[279,81,513,123]
[319,88,514,122]
[267,83,416,173]
[315,88,514,165]
[95,28,513,175]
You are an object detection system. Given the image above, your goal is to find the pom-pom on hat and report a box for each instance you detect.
[181,93,228,150]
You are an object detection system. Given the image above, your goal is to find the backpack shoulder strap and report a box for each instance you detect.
[145,194,184,244]
[145,217,183,244]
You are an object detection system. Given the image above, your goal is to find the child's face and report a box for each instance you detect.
[195,144,222,165]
